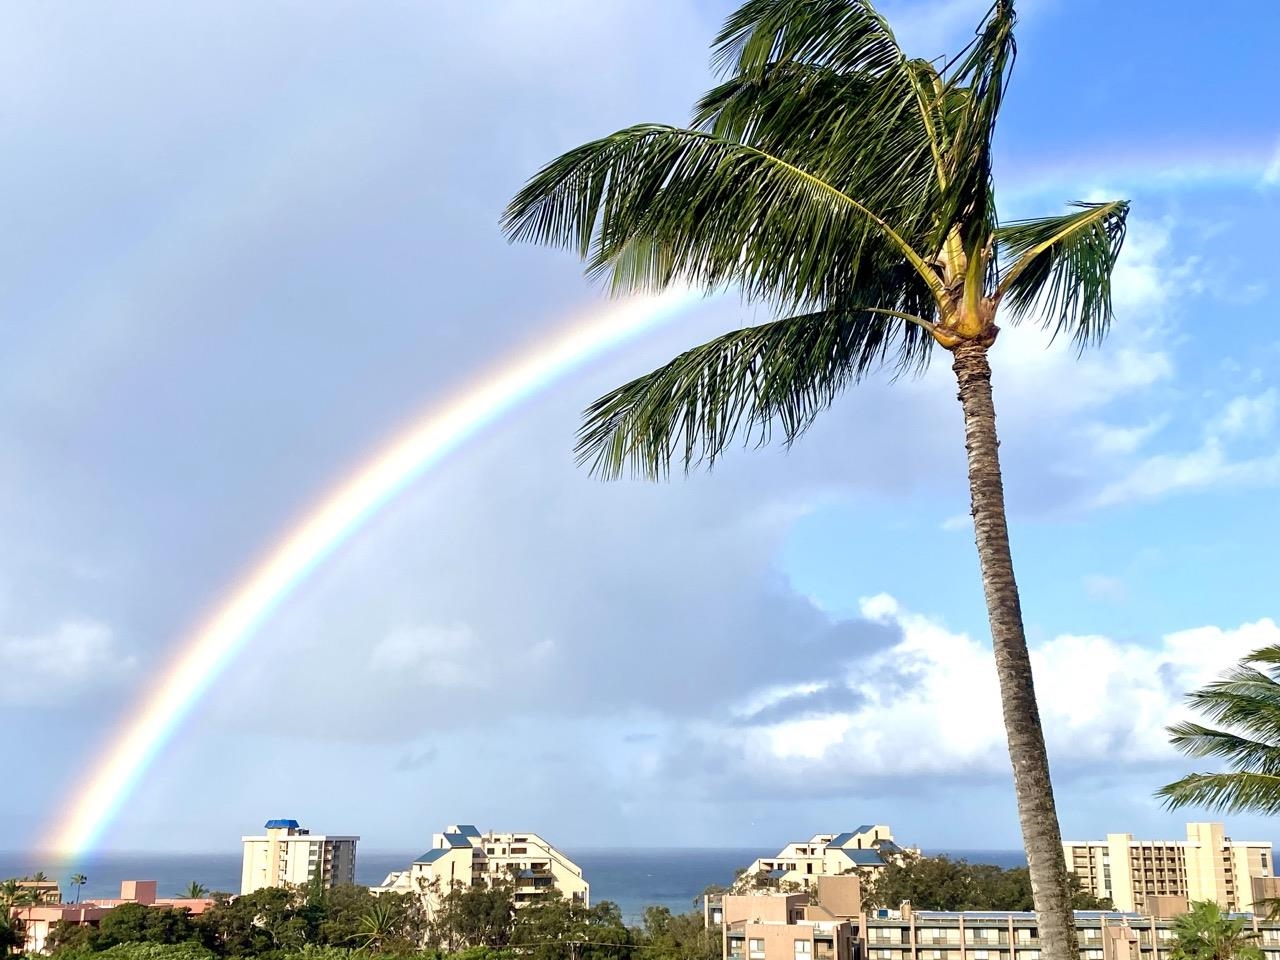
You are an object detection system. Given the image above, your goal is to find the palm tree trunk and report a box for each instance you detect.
[951,340,1077,960]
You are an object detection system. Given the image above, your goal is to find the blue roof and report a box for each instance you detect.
[442,832,470,847]
[844,849,885,865]
[766,869,788,880]
[829,832,857,847]
[265,819,300,829]
[455,824,481,838]
[414,849,449,864]
[852,824,874,836]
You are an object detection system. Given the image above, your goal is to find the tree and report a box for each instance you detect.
[502,4,1131,959]
[1158,644,1280,813]
[429,880,516,952]
[640,906,721,960]
[1169,901,1263,960]
[71,875,88,904]
[858,854,1111,911]
[180,884,207,901]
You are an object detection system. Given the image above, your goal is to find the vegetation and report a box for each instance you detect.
[503,2,1130,958]
[1158,644,1280,814]
[72,878,89,906]
[855,854,1111,911]
[1168,901,1263,960]
[182,886,209,902]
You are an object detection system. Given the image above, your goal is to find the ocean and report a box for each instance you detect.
[0,848,1026,925]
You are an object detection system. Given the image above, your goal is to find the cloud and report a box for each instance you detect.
[0,619,132,704]
[1262,141,1280,188]
[677,594,1280,794]
[1092,389,1280,507]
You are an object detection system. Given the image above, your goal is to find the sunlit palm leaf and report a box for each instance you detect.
[995,200,1128,346]
[1157,772,1280,815]
[576,299,933,479]
[501,123,938,310]
[711,0,903,79]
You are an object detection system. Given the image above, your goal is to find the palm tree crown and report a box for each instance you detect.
[1159,644,1280,814]
[503,0,1126,477]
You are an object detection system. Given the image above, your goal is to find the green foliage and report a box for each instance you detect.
[510,897,632,960]
[428,882,514,952]
[1170,901,1263,960]
[858,854,1110,911]
[638,907,721,960]
[95,904,199,950]
[1159,644,1280,814]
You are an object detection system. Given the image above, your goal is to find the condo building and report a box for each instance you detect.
[714,884,1280,960]
[737,826,915,891]
[1062,822,1274,914]
[240,819,359,894]
[373,823,588,912]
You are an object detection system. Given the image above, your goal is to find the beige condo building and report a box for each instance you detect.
[241,819,359,894]
[1062,822,1273,914]
[737,826,916,892]
[374,823,588,912]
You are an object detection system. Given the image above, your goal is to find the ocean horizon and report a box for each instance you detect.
[0,848,1026,924]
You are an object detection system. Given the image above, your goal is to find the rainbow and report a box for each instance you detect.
[42,286,701,859]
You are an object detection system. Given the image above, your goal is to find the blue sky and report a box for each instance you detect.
[1,0,1279,861]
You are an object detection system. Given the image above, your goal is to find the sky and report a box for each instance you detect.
[1,0,1279,861]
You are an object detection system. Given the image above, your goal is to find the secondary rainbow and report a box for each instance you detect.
[43,287,700,859]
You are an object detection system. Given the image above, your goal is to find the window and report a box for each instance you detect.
[750,939,766,960]
[795,940,812,959]
[974,951,989,959]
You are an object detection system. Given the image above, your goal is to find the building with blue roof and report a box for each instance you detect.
[372,824,588,915]
[241,819,358,895]
[735,825,916,893]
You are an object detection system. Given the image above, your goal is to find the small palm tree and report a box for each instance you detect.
[1169,901,1262,960]
[1158,644,1280,813]
[70,874,87,904]
[182,881,209,899]
[503,2,1127,959]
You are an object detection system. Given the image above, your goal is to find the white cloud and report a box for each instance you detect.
[704,595,1280,782]
[1262,141,1280,188]
[1091,390,1280,507]
[1213,389,1277,439]
[0,619,132,704]
[370,624,487,689]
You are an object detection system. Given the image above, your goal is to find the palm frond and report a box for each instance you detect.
[576,302,935,479]
[1156,771,1280,815]
[710,0,902,80]
[994,200,1128,346]
[501,123,941,309]
[692,61,941,237]
[1165,722,1280,772]
[933,1,1016,257]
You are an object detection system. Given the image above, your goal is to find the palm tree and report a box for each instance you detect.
[182,881,209,899]
[1169,901,1262,960]
[502,3,1129,959]
[1158,644,1280,813]
[70,873,87,904]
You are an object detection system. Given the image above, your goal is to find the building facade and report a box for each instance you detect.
[240,819,359,894]
[1062,822,1274,913]
[12,880,214,955]
[373,823,589,912]
[715,887,1280,960]
[737,827,914,891]
[723,877,864,960]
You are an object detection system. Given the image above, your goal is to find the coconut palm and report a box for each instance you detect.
[182,881,209,899]
[1158,644,1280,813]
[70,874,87,904]
[502,2,1129,959]
[1169,901,1263,960]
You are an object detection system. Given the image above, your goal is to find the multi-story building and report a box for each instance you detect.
[373,823,589,911]
[1062,822,1274,913]
[240,819,359,894]
[723,877,864,960]
[737,827,915,891]
[716,887,1280,960]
